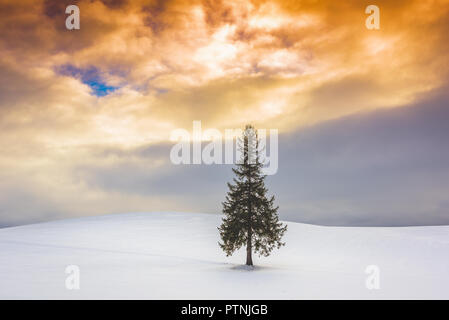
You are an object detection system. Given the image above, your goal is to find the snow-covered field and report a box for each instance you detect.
[0,212,448,299]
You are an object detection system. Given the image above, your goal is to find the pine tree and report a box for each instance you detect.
[218,125,287,266]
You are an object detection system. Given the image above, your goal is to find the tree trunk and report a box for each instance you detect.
[246,231,253,266]
[246,147,253,267]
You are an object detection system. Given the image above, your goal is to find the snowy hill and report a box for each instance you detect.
[0,212,448,299]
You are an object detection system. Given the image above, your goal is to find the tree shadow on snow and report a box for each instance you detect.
[229,264,279,272]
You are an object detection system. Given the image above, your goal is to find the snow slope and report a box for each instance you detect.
[0,212,448,299]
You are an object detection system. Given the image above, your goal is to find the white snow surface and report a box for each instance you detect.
[0,212,448,299]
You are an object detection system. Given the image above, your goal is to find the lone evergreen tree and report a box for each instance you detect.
[218,125,287,266]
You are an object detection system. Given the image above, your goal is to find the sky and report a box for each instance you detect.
[0,0,448,227]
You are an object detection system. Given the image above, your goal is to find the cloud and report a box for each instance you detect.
[274,87,449,226]
[1,0,448,134]
[1,86,448,227]
[0,0,448,226]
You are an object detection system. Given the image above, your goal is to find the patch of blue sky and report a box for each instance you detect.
[56,64,119,97]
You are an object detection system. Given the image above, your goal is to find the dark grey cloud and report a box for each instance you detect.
[274,90,449,226]
[0,185,62,227]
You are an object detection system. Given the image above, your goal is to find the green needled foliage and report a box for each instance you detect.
[218,125,287,266]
